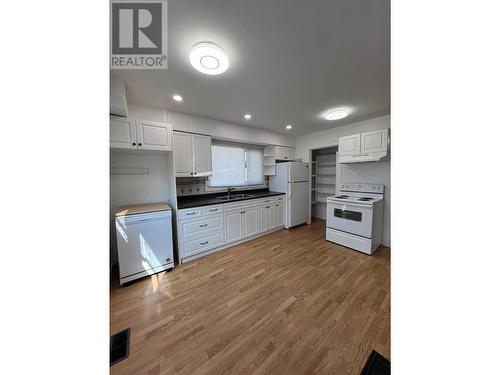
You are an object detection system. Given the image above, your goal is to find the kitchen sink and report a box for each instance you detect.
[216,194,254,200]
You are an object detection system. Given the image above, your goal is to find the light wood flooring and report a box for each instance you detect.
[110,219,390,375]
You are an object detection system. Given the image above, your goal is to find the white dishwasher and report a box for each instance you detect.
[115,203,174,285]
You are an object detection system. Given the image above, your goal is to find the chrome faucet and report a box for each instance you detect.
[227,186,235,197]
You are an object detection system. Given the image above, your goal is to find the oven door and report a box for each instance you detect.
[327,201,373,238]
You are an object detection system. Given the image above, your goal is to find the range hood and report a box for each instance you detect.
[110,77,128,117]
[338,150,389,164]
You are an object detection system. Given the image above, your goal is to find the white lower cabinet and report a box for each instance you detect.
[183,231,224,257]
[224,203,258,244]
[177,195,285,262]
[225,210,243,243]
[275,201,284,227]
[243,208,258,237]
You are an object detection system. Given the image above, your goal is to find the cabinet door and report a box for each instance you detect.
[275,202,284,227]
[243,208,258,238]
[265,205,276,231]
[275,146,294,160]
[110,117,137,149]
[225,211,243,244]
[136,120,173,151]
[173,132,193,177]
[338,134,361,156]
[360,129,388,153]
[193,134,212,176]
[258,206,266,233]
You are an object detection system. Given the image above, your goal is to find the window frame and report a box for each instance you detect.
[206,141,267,191]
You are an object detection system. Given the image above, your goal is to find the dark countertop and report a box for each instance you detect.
[177,189,285,209]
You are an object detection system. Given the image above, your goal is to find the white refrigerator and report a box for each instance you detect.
[269,162,309,229]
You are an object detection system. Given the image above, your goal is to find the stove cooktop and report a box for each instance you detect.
[328,194,382,204]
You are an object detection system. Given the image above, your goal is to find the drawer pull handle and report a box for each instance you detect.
[200,241,209,245]
[209,209,218,212]
[199,224,208,227]
[186,212,196,215]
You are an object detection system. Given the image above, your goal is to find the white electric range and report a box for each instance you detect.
[326,183,384,255]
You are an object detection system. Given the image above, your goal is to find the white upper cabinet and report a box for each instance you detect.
[110,117,137,149]
[338,134,361,156]
[275,146,295,161]
[338,129,389,163]
[360,129,388,154]
[173,132,193,177]
[173,131,212,177]
[110,116,173,151]
[264,145,295,176]
[136,120,173,151]
[193,134,212,176]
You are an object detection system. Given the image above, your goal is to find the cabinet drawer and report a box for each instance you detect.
[275,195,285,202]
[203,205,224,216]
[257,197,276,206]
[181,215,223,236]
[225,200,257,212]
[179,208,202,220]
[184,231,224,256]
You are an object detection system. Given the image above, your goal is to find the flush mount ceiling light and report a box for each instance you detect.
[324,109,349,121]
[244,114,252,120]
[286,124,293,130]
[189,42,229,75]
[172,94,183,102]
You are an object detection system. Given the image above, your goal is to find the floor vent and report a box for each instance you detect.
[110,328,130,367]
[360,350,390,375]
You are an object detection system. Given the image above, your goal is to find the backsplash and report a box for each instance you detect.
[176,177,208,196]
[176,176,270,197]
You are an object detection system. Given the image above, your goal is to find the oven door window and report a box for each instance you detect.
[334,208,362,222]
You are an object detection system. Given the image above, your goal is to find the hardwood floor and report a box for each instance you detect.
[110,219,390,375]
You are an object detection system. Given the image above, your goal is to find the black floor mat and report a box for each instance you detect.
[110,328,130,367]
[360,350,390,375]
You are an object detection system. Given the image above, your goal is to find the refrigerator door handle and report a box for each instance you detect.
[289,166,293,183]
[289,182,294,199]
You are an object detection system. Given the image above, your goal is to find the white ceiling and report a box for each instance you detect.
[112,0,390,136]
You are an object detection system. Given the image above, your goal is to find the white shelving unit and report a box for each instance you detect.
[311,147,338,219]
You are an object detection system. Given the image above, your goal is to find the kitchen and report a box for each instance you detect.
[4,0,498,374]
[108,0,390,373]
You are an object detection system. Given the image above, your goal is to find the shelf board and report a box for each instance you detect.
[317,163,336,166]
[317,172,336,176]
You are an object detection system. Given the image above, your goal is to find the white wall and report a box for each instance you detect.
[109,150,172,265]
[128,102,295,147]
[295,115,391,247]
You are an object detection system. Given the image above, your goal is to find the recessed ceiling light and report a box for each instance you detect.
[189,42,229,75]
[173,94,183,102]
[286,124,292,130]
[244,114,252,120]
[324,109,349,120]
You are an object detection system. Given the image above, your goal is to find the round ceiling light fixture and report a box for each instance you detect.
[286,124,293,130]
[324,109,349,121]
[189,42,229,75]
[244,114,252,120]
[172,94,183,102]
